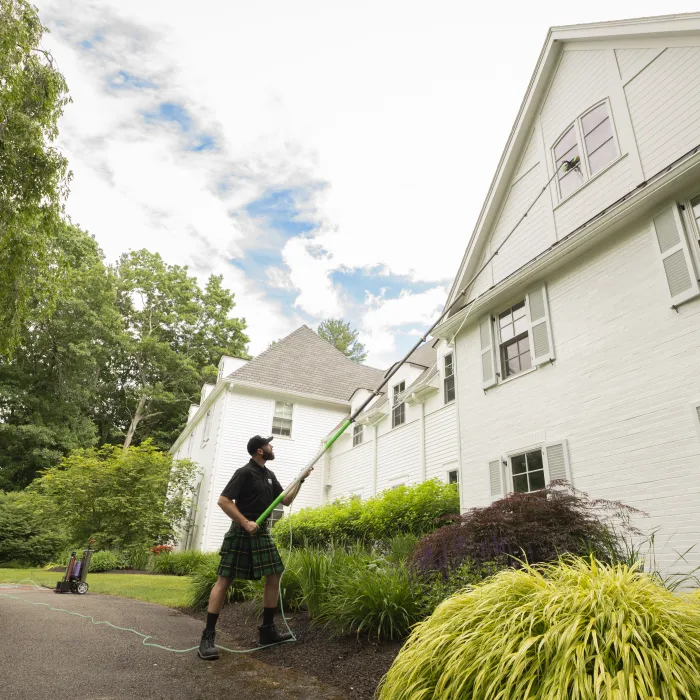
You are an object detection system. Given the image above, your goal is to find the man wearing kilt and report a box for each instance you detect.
[198,434,312,659]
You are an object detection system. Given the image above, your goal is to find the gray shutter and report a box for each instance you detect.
[692,402,700,441]
[480,316,498,389]
[489,458,504,499]
[651,205,699,306]
[544,440,571,486]
[526,283,555,366]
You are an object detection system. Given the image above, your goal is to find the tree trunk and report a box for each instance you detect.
[123,393,147,450]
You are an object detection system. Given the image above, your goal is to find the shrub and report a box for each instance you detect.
[187,554,257,611]
[317,561,423,640]
[273,479,459,549]
[378,557,700,700]
[410,483,641,579]
[89,550,119,572]
[151,550,211,576]
[124,546,149,571]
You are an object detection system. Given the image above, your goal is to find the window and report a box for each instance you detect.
[497,300,531,379]
[392,381,406,428]
[352,423,364,447]
[447,469,459,485]
[690,195,700,243]
[552,101,618,199]
[268,506,284,527]
[510,449,546,493]
[201,410,212,445]
[272,401,293,437]
[444,353,455,404]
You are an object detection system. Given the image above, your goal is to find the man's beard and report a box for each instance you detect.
[264,452,275,461]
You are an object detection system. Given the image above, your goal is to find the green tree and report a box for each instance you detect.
[0,224,123,490]
[0,0,72,357]
[113,251,249,449]
[317,318,367,363]
[30,442,199,549]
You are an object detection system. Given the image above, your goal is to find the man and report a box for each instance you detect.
[198,435,312,660]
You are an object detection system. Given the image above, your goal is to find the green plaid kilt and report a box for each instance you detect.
[217,522,284,580]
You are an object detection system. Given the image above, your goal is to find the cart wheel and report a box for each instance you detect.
[70,581,78,594]
[76,581,89,595]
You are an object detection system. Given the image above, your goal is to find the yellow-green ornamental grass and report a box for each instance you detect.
[377,558,700,700]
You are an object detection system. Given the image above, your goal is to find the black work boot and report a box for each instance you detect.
[198,629,220,660]
[258,623,293,646]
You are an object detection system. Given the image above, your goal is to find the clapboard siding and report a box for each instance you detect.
[553,156,634,239]
[376,420,422,492]
[455,213,700,574]
[425,403,458,480]
[625,46,700,178]
[615,48,663,82]
[540,50,610,149]
[491,164,551,285]
[327,441,373,501]
[201,389,346,551]
[514,129,540,181]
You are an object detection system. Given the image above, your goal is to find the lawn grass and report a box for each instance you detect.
[0,569,192,608]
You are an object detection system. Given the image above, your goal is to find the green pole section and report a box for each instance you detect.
[255,419,352,526]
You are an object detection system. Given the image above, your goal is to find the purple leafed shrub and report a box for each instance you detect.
[410,482,644,580]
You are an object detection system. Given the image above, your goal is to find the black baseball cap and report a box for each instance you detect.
[247,435,274,456]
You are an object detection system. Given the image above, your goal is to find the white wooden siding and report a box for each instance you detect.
[514,129,540,181]
[625,46,700,178]
[540,50,610,151]
[327,442,373,502]
[615,48,663,82]
[376,420,422,492]
[553,156,634,239]
[425,403,458,480]
[454,216,700,575]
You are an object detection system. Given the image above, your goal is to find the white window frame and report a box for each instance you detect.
[506,446,548,495]
[447,468,459,485]
[271,401,294,438]
[352,422,364,447]
[443,353,455,404]
[551,99,620,202]
[391,381,406,428]
[682,194,700,273]
[495,299,533,381]
[201,410,212,446]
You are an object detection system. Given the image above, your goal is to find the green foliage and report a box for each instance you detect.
[0,224,123,489]
[0,491,65,566]
[316,318,367,363]
[318,561,423,640]
[186,554,248,611]
[378,557,700,700]
[29,442,198,549]
[150,550,212,576]
[124,546,150,571]
[89,550,119,573]
[0,0,72,357]
[273,480,459,548]
[113,251,249,449]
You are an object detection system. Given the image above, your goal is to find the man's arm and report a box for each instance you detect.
[217,496,259,534]
[281,466,313,506]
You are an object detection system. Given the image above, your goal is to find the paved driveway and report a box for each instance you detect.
[0,586,343,700]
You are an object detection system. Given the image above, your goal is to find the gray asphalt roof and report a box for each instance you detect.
[227,325,385,402]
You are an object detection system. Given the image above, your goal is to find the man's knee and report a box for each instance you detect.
[215,576,233,589]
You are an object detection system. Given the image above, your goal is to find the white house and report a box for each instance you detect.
[170,326,385,551]
[430,13,700,574]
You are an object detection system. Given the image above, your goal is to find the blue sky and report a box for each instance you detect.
[35,0,700,366]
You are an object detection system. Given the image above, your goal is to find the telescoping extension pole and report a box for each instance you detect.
[255,158,577,526]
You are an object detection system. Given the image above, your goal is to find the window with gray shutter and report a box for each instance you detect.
[545,440,571,484]
[651,205,699,306]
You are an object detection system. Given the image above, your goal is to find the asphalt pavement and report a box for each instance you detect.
[0,585,344,700]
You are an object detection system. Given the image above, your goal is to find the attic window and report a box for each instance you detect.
[392,381,406,428]
[272,401,293,437]
[353,423,364,447]
[552,100,618,200]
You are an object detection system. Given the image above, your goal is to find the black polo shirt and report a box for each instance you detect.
[220,460,284,521]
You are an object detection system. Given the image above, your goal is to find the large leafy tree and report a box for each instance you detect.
[0,224,123,490]
[113,251,249,449]
[0,0,71,357]
[317,318,368,363]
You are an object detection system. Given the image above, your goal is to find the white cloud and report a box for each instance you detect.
[360,287,448,366]
[34,0,700,361]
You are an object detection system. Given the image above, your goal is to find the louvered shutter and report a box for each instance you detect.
[526,283,555,365]
[488,457,505,499]
[480,316,498,389]
[544,440,571,486]
[692,402,700,441]
[650,205,699,306]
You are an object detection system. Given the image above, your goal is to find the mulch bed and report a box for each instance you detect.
[188,601,402,700]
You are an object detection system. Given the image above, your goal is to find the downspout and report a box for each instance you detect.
[372,424,379,496]
[417,396,426,482]
[450,335,465,513]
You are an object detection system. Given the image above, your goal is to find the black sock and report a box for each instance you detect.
[262,607,276,627]
[206,612,219,632]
